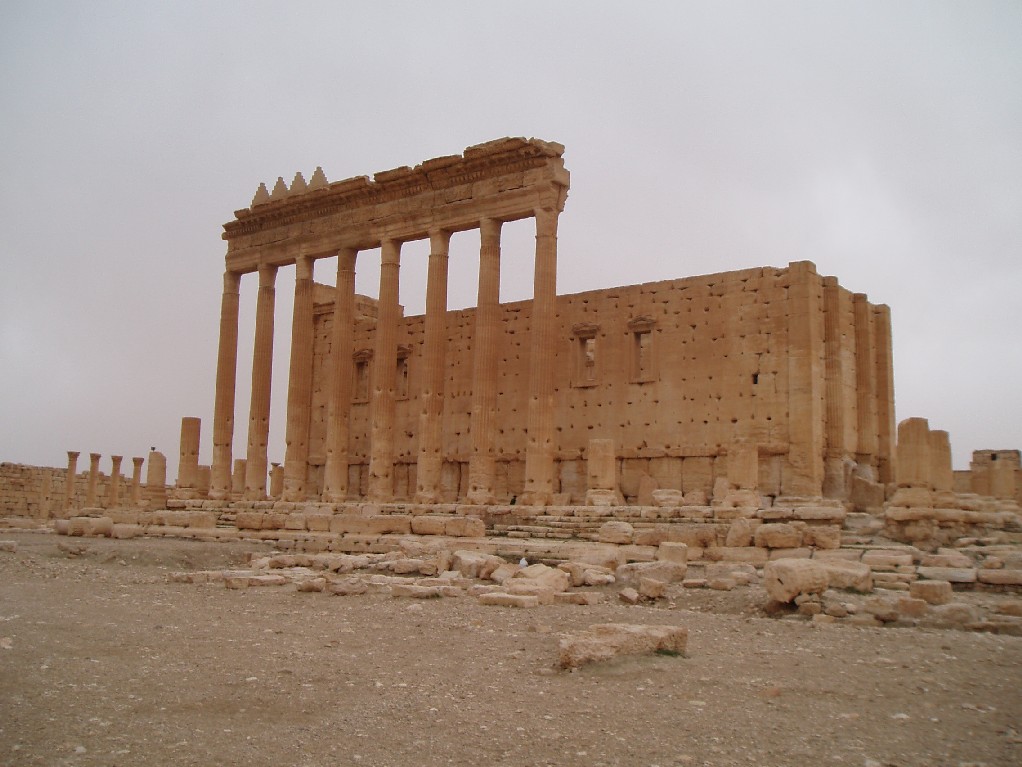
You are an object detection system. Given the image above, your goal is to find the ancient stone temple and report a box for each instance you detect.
[207,137,895,508]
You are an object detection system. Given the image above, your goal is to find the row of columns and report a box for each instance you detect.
[62,451,148,509]
[210,209,560,504]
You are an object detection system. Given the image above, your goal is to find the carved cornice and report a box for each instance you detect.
[223,137,567,243]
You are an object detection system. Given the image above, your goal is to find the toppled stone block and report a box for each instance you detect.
[391,584,442,599]
[599,520,635,545]
[558,623,688,669]
[977,569,1022,586]
[478,592,539,608]
[764,559,829,603]
[330,578,368,596]
[862,551,915,569]
[638,578,668,600]
[803,526,841,549]
[909,579,953,605]
[916,566,977,584]
[618,587,640,604]
[0,541,17,553]
[554,591,604,606]
[451,550,503,579]
[819,560,873,593]
[616,561,688,585]
[296,577,327,593]
[514,563,571,593]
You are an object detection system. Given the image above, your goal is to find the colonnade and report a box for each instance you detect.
[209,209,561,505]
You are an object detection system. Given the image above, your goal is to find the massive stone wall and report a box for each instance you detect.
[304,260,894,504]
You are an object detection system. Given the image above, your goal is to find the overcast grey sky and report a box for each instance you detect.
[1,1,1019,480]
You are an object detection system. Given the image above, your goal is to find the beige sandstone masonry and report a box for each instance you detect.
[199,139,898,506]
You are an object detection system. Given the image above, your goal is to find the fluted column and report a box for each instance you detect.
[323,247,358,502]
[130,457,144,505]
[523,209,559,505]
[63,451,79,511]
[852,294,878,470]
[245,264,277,499]
[283,254,316,501]
[873,305,896,484]
[368,239,401,501]
[210,270,242,498]
[415,229,452,502]
[108,455,123,507]
[85,452,101,507]
[784,261,825,497]
[467,219,502,504]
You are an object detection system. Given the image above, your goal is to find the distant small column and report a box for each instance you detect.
[245,264,277,499]
[270,462,284,499]
[523,209,559,505]
[196,465,211,496]
[108,455,123,507]
[852,294,878,468]
[368,239,402,501]
[323,247,358,502]
[211,270,242,498]
[928,430,953,492]
[85,452,101,507]
[415,229,452,502]
[178,417,201,491]
[283,255,315,501]
[63,451,80,511]
[232,459,246,497]
[467,219,501,504]
[130,456,145,505]
[896,418,931,488]
[146,450,168,509]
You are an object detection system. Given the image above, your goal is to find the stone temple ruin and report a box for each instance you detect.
[2,138,1021,630]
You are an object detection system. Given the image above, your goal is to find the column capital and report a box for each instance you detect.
[479,217,503,240]
[66,450,80,461]
[257,262,278,284]
[295,253,313,279]
[223,270,242,293]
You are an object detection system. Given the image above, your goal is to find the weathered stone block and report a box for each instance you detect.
[819,560,873,593]
[478,592,538,608]
[410,516,447,536]
[764,559,829,603]
[598,520,634,544]
[445,516,485,537]
[656,542,689,564]
[558,623,688,669]
[909,579,953,605]
[754,523,803,549]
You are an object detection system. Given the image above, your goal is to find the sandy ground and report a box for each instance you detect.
[1,531,1020,767]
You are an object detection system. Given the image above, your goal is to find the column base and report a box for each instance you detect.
[517,491,552,507]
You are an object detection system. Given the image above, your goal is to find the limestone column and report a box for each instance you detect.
[929,430,953,492]
[873,305,896,484]
[415,229,452,503]
[270,462,284,499]
[852,294,878,470]
[822,279,854,498]
[245,264,277,499]
[784,261,825,497]
[896,417,931,488]
[211,270,242,498]
[146,450,167,509]
[523,208,559,505]
[232,459,246,497]
[283,254,316,501]
[178,417,201,491]
[108,455,123,507]
[63,451,79,512]
[368,239,402,501]
[467,219,502,504]
[130,457,144,505]
[85,453,101,507]
[323,247,358,502]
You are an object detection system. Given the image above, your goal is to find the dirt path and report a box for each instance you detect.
[1,532,1020,767]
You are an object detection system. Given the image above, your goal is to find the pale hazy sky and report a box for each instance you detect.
[1,1,1019,480]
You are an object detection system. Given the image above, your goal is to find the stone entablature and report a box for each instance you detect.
[221,137,569,272]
